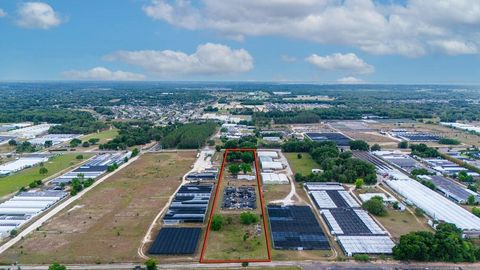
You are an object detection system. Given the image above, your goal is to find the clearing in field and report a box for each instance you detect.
[0,151,196,264]
[0,153,91,198]
[200,149,271,263]
[81,128,118,145]
[284,152,319,176]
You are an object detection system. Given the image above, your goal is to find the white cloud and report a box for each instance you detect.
[143,0,480,57]
[104,43,253,76]
[62,67,146,81]
[16,2,62,29]
[0,8,6,17]
[429,40,478,55]
[281,55,297,63]
[337,76,365,84]
[306,53,374,75]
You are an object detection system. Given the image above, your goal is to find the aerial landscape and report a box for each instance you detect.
[1,1,480,270]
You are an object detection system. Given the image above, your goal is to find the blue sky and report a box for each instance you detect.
[0,0,479,83]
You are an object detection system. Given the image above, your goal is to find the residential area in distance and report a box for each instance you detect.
[2,0,480,269]
[0,83,480,270]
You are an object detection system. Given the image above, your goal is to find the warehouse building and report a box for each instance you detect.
[0,154,50,176]
[390,131,440,142]
[28,134,81,146]
[163,184,213,224]
[5,123,53,139]
[0,190,67,238]
[51,152,130,185]
[261,172,289,184]
[418,175,480,204]
[385,176,480,235]
[422,158,479,177]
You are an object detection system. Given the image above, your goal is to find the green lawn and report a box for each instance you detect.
[0,153,92,197]
[81,128,118,144]
[284,152,319,175]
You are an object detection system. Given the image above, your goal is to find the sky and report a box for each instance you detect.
[0,0,480,84]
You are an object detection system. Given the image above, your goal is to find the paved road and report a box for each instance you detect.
[3,261,480,270]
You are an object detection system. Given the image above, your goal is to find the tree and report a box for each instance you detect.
[239,163,252,174]
[414,207,424,217]
[229,164,241,175]
[88,138,100,145]
[76,154,84,160]
[39,167,48,175]
[131,147,140,157]
[70,138,82,148]
[297,153,302,159]
[349,140,369,151]
[240,212,260,225]
[472,207,480,217]
[44,140,53,148]
[215,145,221,152]
[458,171,474,182]
[371,144,381,151]
[49,263,67,270]
[9,229,17,237]
[362,196,386,216]
[355,178,364,189]
[393,231,435,261]
[467,195,476,205]
[398,141,409,149]
[211,214,224,231]
[241,151,254,163]
[144,258,157,270]
[8,139,17,146]
[82,141,90,147]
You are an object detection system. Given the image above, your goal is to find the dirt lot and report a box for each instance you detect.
[0,151,196,264]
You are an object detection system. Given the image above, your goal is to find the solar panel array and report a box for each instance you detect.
[268,205,330,250]
[149,227,201,255]
[304,132,352,146]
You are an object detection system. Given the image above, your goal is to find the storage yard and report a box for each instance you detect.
[201,149,270,262]
[0,152,196,264]
[3,123,53,139]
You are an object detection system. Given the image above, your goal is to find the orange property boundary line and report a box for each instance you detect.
[199,148,272,263]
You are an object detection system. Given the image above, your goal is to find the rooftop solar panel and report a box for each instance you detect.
[149,227,201,255]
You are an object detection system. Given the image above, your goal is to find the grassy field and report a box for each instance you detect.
[81,128,118,145]
[203,213,269,261]
[284,152,319,175]
[0,151,196,264]
[376,207,432,240]
[0,154,91,197]
[0,144,15,153]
